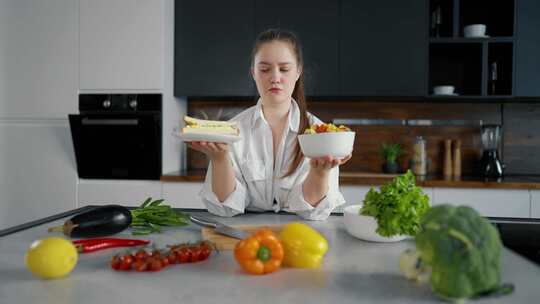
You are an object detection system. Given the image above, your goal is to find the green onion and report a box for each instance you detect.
[129,197,189,235]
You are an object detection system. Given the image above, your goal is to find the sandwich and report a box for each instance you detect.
[182,116,239,135]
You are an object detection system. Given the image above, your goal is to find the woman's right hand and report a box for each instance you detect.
[187,141,229,161]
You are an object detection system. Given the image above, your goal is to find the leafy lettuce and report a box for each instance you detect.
[360,170,430,237]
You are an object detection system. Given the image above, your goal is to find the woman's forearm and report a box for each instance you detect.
[211,155,236,202]
[302,170,330,206]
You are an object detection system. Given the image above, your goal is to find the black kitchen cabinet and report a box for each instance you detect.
[340,0,427,96]
[255,0,340,96]
[174,0,255,97]
[515,0,540,97]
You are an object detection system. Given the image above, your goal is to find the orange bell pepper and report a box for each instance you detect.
[234,229,284,275]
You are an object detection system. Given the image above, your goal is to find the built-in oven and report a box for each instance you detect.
[69,94,162,180]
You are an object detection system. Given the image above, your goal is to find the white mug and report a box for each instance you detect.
[433,85,455,95]
[464,24,487,37]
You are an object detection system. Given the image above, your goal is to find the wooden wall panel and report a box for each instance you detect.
[341,125,482,175]
[307,101,501,123]
[503,104,540,175]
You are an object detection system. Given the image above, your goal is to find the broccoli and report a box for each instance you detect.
[399,205,514,302]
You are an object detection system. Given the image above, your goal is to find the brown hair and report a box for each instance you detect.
[251,29,310,177]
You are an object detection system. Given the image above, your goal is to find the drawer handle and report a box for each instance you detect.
[82,118,139,126]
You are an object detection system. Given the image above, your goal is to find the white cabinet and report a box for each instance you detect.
[162,182,205,209]
[0,0,77,118]
[78,179,162,207]
[433,188,530,218]
[0,121,77,229]
[530,190,540,218]
[79,0,163,90]
[336,185,435,213]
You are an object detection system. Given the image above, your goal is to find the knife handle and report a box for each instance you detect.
[189,215,218,228]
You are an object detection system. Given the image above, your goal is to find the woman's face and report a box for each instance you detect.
[252,41,302,105]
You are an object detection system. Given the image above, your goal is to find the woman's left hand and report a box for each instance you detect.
[309,154,352,173]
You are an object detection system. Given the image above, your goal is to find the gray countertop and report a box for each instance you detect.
[1,210,539,304]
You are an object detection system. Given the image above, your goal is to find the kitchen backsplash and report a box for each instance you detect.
[184,99,539,176]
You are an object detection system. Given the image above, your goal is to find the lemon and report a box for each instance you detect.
[25,237,78,279]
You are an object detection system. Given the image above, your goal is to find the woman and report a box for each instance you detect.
[189,29,351,220]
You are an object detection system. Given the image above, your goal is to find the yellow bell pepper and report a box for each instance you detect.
[279,222,328,268]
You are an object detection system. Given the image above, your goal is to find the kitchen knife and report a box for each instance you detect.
[189,215,249,240]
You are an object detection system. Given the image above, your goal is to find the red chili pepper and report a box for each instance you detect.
[73,238,150,253]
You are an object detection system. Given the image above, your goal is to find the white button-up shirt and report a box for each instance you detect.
[199,99,346,220]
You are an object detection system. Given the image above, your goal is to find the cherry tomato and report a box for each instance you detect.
[151,250,162,258]
[166,252,178,264]
[134,250,148,260]
[199,246,211,260]
[148,258,163,272]
[161,257,170,268]
[315,124,326,133]
[133,259,147,272]
[189,247,202,262]
[119,254,134,271]
[177,248,190,263]
[110,255,121,270]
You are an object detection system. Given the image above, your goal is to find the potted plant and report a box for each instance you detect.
[380,143,403,173]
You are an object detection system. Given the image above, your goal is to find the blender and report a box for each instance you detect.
[480,124,503,178]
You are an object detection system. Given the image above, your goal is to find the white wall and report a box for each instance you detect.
[79,0,163,90]
[0,120,78,227]
[0,0,78,119]
[0,0,79,229]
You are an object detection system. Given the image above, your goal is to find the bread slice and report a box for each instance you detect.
[182,116,239,135]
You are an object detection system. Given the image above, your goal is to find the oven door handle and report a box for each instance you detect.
[81,118,139,126]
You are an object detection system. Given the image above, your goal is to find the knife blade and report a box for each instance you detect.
[214,224,249,240]
[189,215,249,239]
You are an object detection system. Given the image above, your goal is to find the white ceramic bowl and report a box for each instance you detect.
[298,131,355,158]
[464,24,487,37]
[433,85,455,95]
[343,205,408,243]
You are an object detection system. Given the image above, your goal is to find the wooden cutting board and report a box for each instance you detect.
[201,224,284,251]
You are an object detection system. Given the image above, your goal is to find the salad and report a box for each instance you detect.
[304,123,351,134]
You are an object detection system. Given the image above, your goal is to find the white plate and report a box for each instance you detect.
[173,132,241,144]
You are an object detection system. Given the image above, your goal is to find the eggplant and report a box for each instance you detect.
[48,205,132,238]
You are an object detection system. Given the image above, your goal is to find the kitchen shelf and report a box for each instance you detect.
[428,94,514,100]
[429,43,483,96]
[428,0,515,98]
[430,37,515,43]
[459,0,515,37]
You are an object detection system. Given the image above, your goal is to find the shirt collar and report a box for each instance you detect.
[251,98,300,133]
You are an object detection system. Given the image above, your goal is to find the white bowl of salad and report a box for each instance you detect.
[343,205,408,242]
[343,171,430,243]
[298,123,355,158]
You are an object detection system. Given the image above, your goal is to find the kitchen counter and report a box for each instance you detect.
[1,209,539,304]
[162,170,540,190]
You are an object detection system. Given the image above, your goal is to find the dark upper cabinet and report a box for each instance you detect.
[515,0,540,97]
[255,0,340,96]
[340,0,427,96]
[174,0,255,97]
